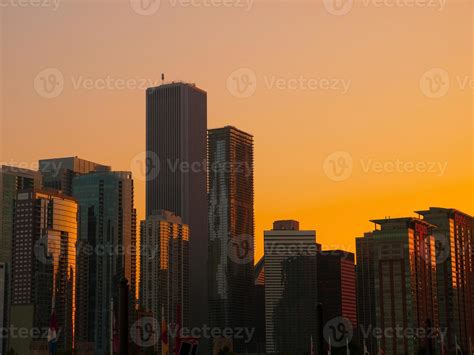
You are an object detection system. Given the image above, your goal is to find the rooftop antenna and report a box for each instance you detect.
[161,73,165,84]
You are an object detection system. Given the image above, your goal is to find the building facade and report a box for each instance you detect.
[72,171,137,354]
[356,232,378,354]
[146,82,208,331]
[140,210,189,353]
[357,217,440,355]
[208,126,255,352]
[10,189,78,354]
[264,220,318,354]
[317,250,357,331]
[417,207,474,353]
[254,257,266,353]
[0,166,42,354]
[39,156,110,196]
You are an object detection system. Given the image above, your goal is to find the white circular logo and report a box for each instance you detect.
[34,68,64,99]
[130,0,161,15]
[227,234,254,265]
[34,234,60,265]
[323,0,354,16]
[323,317,353,348]
[432,232,450,264]
[130,316,159,347]
[323,151,353,182]
[226,68,257,98]
[130,151,160,182]
[419,68,450,99]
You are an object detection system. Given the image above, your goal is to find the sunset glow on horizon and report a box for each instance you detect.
[1,0,472,261]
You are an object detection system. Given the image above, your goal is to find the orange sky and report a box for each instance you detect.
[1,0,472,261]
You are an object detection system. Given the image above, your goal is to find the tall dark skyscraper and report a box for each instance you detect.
[417,207,473,353]
[0,166,42,354]
[39,156,110,196]
[73,171,137,354]
[356,217,440,355]
[208,126,254,352]
[10,189,78,354]
[146,82,208,331]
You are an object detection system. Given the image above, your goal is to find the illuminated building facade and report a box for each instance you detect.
[357,217,439,355]
[139,210,189,353]
[10,189,78,353]
[417,207,474,353]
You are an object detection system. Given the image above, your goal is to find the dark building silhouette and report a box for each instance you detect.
[73,171,137,354]
[254,257,266,353]
[146,83,208,332]
[417,207,474,354]
[274,255,318,354]
[10,189,78,354]
[317,250,357,333]
[356,232,377,355]
[208,126,255,352]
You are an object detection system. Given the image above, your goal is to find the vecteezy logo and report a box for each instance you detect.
[34,68,64,99]
[130,0,161,15]
[323,317,353,348]
[130,151,160,182]
[226,68,257,98]
[323,151,353,182]
[34,234,59,265]
[131,317,159,347]
[323,0,353,16]
[419,68,450,99]
[432,232,450,264]
[227,234,254,265]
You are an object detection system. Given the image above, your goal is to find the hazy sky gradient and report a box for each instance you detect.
[1,0,472,260]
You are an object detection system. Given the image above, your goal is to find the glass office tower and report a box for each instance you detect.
[208,126,255,352]
[10,189,78,354]
[73,171,137,354]
[0,166,41,354]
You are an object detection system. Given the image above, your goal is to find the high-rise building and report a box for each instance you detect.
[140,210,189,353]
[254,257,266,353]
[146,82,208,330]
[0,166,41,354]
[264,220,318,354]
[39,156,110,196]
[10,189,78,354]
[317,250,357,330]
[208,126,254,352]
[356,217,440,355]
[356,232,377,354]
[417,207,474,353]
[72,171,137,354]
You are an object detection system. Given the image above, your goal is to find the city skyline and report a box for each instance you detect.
[2,0,472,262]
[1,2,472,353]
